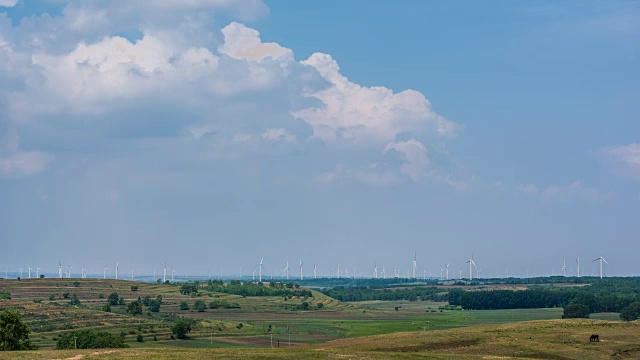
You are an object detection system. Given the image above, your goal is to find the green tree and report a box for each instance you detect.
[69,293,81,306]
[56,330,126,349]
[171,319,192,339]
[317,303,324,309]
[562,303,590,319]
[107,292,119,306]
[620,302,640,322]
[193,300,206,312]
[179,302,189,310]
[127,300,143,316]
[0,310,34,351]
[136,334,143,342]
[130,285,138,292]
[102,304,111,312]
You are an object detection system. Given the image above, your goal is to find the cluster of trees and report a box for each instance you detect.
[171,318,194,339]
[448,288,640,313]
[201,280,313,298]
[55,330,127,349]
[321,286,445,302]
[620,302,640,321]
[107,292,125,306]
[0,311,34,351]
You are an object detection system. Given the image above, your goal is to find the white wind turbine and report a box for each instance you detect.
[314,264,317,279]
[576,258,580,278]
[337,264,341,278]
[299,260,303,280]
[163,263,167,283]
[58,261,63,279]
[466,255,477,280]
[440,267,443,280]
[593,255,608,279]
[561,259,567,277]
[412,253,417,279]
[284,261,289,280]
[445,263,450,280]
[115,262,119,280]
[67,266,72,278]
[259,256,264,282]
[27,266,32,279]
[374,263,378,279]
[19,268,23,278]
[382,265,386,279]
[171,269,176,282]
[36,267,41,278]
[81,267,86,279]
[252,269,256,281]
[103,267,109,279]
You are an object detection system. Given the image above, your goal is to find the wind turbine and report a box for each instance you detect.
[36,267,41,278]
[445,263,450,280]
[576,258,580,278]
[115,262,119,280]
[337,264,341,279]
[171,269,176,282]
[382,265,386,279]
[81,267,86,279]
[374,263,378,279]
[412,253,417,279]
[163,263,167,283]
[466,255,477,280]
[103,267,109,279]
[67,266,72,278]
[19,268,23,279]
[314,264,317,279]
[593,255,608,279]
[27,267,32,279]
[252,269,256,281]
[131,268,134,280]
[284,261,289,280]
[58,261,63,279]
[561,259,567,277]
[299,260,303,280]
[259,256,264,282]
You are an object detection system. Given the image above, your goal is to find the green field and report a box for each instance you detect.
[1,278,637,359]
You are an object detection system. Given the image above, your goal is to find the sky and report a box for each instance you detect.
[1,0,639,279]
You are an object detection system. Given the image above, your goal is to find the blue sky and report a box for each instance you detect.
[1,0,638,278]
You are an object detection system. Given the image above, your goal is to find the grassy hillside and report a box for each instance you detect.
[1,319,638,359]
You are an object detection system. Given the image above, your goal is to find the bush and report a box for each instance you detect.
[33,299,42,304]
[0,310,34,350]
[98,293,105,299]
[317,303,324,309]
[107,292,119,306]
[147,300,161,313]
[171,319,193,339]
[136,334,143,342]
[118,297,125,306]
[55,330,127,349]
[102,304,111,312]
[127,300,143,315]
[62,292,70,299]
[300,302,310,310]
[69,294,81,306]
[179,302,189,310]
[194,300,206,312]
[49,294,55,301]
[130,285,138,292]
[562,303,590,319]
[73,281,80,287]
[620,302,640,322]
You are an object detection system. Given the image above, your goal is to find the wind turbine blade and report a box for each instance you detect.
[602,258,608,264]
[592,258,599,262]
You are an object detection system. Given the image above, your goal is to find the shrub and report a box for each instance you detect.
[130,285,138,292]
[317,303,324,309]
[136,334,143,342]
[194,300,206,312]
[1,292,12,300]
[69,294,81,306]
[107,292,119,306]
[49,294,55,301]
[620,302,640,322]
[73,281,80,287]
[127,300,143,315]
[62,292,70,299]
[56,330,127,349]
[562,303,590,319]
[0,310,34,350]
[171,319,193,339]
[118,297,125,306]
[179,302,189,310]
[102,304,111,312]
[98,294,105,299]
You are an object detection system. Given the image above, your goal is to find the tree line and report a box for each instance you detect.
[321,286,445,302]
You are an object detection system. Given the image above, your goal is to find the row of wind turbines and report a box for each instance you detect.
[8,254,610,282]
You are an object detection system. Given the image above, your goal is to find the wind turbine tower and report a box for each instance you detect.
[412,253,417,279]
[576,258,580,278]
[58,262,63,279]
[36,267,41,278]
[259,256,264,282]
[374,263,378,279]
[445,263,450,280]
[163,263,167,283]
[593,255,608,279]
[561,259,567,277]
[103,267,109,279]
[27,267,32,279]
[115,262,119,280]
[314,264,317,279]
[299,260,303,280]
[466,255,477,280]
[171,269,176,282]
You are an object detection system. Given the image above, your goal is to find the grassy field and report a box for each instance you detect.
[1,278,635,359]
[1,319,638,359]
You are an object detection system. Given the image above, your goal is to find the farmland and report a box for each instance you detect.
[1,277,639,359]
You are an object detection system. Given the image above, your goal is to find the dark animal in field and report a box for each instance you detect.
[590,334,599,342]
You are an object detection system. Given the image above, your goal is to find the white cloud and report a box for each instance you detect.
[600,143,640,179]
[219,22,293,62]
[262,128,297,143]
[0,151,50,177]
[0,0,18,8]
[293,53,457,146]
[384,140,430,182]
[518,181,615,201]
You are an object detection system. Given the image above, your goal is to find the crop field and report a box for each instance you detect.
[1,278,637,359]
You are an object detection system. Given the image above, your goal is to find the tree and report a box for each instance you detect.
[171,319,192,339]
[56,330,126,349]
[127,300,143,316]
[562,303,590,319]
[193,300,206,312]
[130,285,138,292]
[179,302,189,310]
[136,334,143,342]
[317,303,324,309]
[102,304,111,312]
[107,292,119,306]
[69,294,81,306]
[620,302,640,322]
[0,310,34,351]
